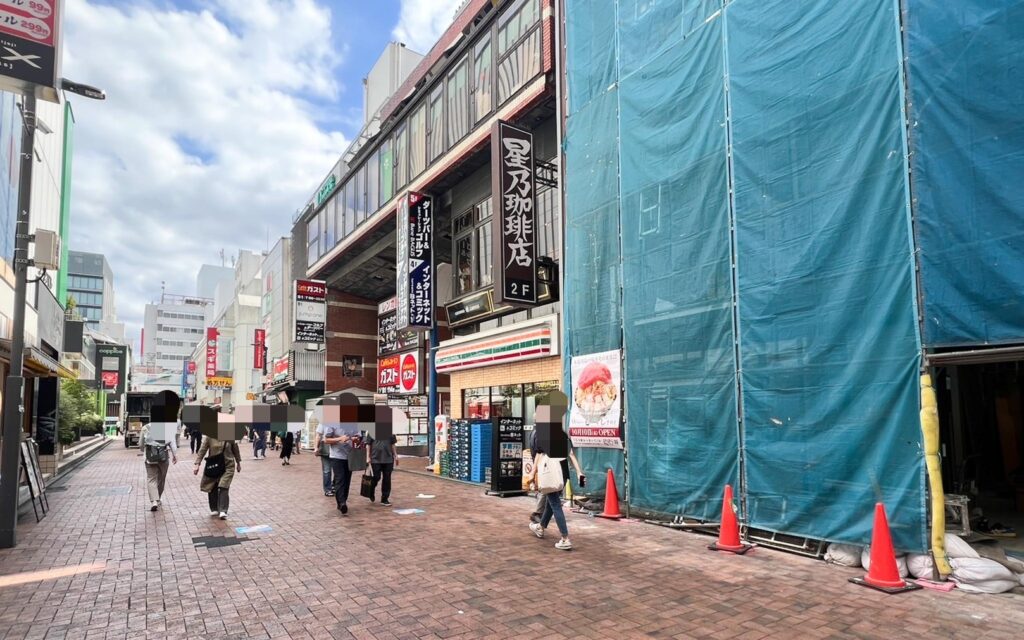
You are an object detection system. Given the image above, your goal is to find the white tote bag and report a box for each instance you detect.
[536,453,565,494]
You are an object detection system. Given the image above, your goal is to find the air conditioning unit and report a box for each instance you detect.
[33,229,61,270]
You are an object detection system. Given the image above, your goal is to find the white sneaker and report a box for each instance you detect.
[253,456,259,460]
[150,502,158,512]
[210,511,219,517]
[555,538,572,551]
[529,522,544,538]
[219,512,228,520]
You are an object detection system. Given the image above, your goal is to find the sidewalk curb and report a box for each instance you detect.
[17,437,111,511]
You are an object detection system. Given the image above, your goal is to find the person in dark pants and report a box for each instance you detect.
[322,422,356,514]
[280,431,294,465]
[189,424,202,454]
[364,431,398,505]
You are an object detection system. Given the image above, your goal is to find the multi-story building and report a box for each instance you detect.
[189,250,266,409]
[141,293,213,392]
[196,264,235,300]
[295,0,560,458]
[0,92,79,473]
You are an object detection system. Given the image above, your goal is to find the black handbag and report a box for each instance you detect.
[204,450,227,478]
[360,470,375,500]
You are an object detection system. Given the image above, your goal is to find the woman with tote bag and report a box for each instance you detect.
[528,440,574,551]
[193,435,242,519]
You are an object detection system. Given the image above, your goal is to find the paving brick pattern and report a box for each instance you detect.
[0,445,1021,639]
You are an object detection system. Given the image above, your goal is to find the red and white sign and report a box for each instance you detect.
[205,327,218,378]
[568,349,623,449]
[100,371,118,390]
[0,1,56,46]
[188,361,196,374]
[253,329,266,369]
[0,0,62,103]
[377,354,401,393]
[400,352,420,393]
[272,355,289,381]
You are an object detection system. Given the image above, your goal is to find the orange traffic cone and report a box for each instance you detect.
[850,503,921,593]
[708,484,752,554]
[595,469,622,520]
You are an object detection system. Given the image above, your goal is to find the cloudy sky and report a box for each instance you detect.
[62,0,462,348]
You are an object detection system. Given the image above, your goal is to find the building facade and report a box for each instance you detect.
[141,294,212,392]
[294,0,561,460]
[66,251,116,324]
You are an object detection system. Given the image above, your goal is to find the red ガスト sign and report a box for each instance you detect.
[377,354,400,393]
[401,352,419,393]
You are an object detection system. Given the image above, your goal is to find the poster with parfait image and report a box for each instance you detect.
[568,350,622,449]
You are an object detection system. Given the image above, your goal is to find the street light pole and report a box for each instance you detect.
[0,93,39,548]
[0,80,105,548]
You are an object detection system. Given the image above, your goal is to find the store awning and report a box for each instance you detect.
[0,339,75,378]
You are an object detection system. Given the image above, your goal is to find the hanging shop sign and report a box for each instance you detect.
[444,258,558,329]
[188,361,196,374]
[94,343,127,394]
[436,316,557,373]
[206,376,233,389]
[395,192,433,331]
[0,0,63,103]
[377,354,401,393]
[568,349,623,449]
[377,296,422,356]
[272,355,289,382]
[491,416,525,494]
[253,328,266,369]
[377,350,422,395]
[205,327,218,378]
[293,279,327,343]
[491,120,538,306]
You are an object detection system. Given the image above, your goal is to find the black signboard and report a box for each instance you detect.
[491,121,538,306]
[377,312,422,356]
[294,279,327,343]
[396,192,433,331]
[95,344,127,395]
[491,417,526,494]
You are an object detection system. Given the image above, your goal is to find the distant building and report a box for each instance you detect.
[196,264,235,300]
[141,293,213,392]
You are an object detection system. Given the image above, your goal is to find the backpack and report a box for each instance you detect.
[145,443,169,464]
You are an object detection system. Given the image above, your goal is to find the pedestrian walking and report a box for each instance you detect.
[189,423,203,454]
[322,422,358,515]
[313,413,334,496]
[364,430,398,505]
[193,435,242,519]
[280,431,294,465]
[253,426,267,460]
[527,426,579,551]
[269,429,278,451]
[140,423,178,511]
[528,429,584,524]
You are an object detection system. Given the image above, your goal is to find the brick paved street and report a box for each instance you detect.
[0,444,1021,640]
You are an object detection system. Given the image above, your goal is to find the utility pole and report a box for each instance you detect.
[0,93,38,548]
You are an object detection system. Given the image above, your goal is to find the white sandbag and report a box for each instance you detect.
[944,533,979,559]
[825,543,862,567]
[907,553,935,579]
[955,579,1019,595]
[861,547,909,578]
[973,543,1024,574]
[950,557,1018,594]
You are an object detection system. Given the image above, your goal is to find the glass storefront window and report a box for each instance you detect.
[307,213,320,266]
[323,198,335,249]
[428,85,445,162]
[476,220,493,287]
[447,59,469,145]
[410,104,426,178]
[380,139,394,203]
[345,178,356,235]
[473,35,493,124]
[367,149,380,214]
[464,386,490,419]
[524,381,561,427]
[395,124,408,190]
[455,235,473,295]
[461,381,560,424]
[352,167,365,227]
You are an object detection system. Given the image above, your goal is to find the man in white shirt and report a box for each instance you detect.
[140,422,178,511]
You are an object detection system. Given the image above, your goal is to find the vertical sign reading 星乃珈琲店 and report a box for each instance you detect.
[491,120,538,306]
[395,192,432,331]
[293,279,327,343]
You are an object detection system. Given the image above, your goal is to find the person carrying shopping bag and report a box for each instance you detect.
[193,434,242,519]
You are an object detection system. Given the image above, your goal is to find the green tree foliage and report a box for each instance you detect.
[58,379,103,445]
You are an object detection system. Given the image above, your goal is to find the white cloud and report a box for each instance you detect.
[392,0,465,54]
[62,0,349,348]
